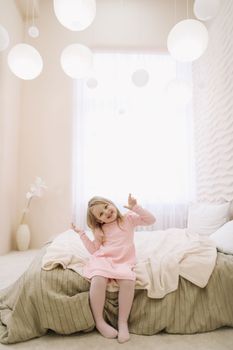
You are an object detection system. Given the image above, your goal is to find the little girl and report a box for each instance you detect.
[72,194,156,343]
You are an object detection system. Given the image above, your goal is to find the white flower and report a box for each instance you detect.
[26,192,33,199]
[25,177,47,199]
[20,177,47,224]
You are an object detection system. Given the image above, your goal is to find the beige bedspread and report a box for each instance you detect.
[0,247,233,344]
[42,229,217,298]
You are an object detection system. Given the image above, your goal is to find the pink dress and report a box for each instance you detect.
[80,205,156,280]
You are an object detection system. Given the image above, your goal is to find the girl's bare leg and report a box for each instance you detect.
[89,276,118,338]
[117,279,135,343]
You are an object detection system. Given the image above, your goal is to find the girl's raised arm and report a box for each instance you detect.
[71,223,101,254]
[123,194,156,227]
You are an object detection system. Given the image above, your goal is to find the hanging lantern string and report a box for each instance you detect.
[25,0,29,41]
[174,0,177,25]
[32,0,35,26]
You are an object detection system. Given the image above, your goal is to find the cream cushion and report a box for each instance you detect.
[210,220,233,254]
[187,202,230,236]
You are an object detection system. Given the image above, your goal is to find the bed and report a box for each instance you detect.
[0,227,233,345]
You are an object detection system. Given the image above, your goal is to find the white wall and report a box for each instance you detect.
[193,0,233,203]
[0,0,23,254]
[0,0,193,252]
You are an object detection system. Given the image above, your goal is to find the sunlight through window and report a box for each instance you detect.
[73,52,194,227]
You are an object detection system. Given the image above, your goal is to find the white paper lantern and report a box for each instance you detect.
[194,0,220,21]
[0,24,10,52]
[28,26,40,38]
[86,77,98,89]
[8,44,43,80]
[167,19,209,62]
[132,69,149,87]
[61,44,93,78]
[165,79,192,107]
[53,0,96,31]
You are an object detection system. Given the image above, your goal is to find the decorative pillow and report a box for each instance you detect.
[210,220,233,254]
[187,202,230,236]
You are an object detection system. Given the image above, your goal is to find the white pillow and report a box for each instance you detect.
[187,202,230,236]
[210,220,233,254]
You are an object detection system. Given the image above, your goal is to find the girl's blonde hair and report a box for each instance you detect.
[87,196,123,243]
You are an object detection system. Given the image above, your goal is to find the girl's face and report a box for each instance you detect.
[91,202,118,224]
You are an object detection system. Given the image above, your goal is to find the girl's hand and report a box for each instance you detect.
[124,193,137,210]
[71,223,85,236]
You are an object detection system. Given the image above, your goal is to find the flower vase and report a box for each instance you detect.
[16,224,31,251]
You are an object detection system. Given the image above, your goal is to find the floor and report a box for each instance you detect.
[0,250,233,350]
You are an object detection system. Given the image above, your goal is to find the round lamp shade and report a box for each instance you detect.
[0,24,10,51]
[8,44,43,80]
[194,0,220,21]
[132,69,149,87]
[167,19,209,62]
[165,79,192,107]
[28,26,40,38]
[53,0,96,31]
[86,77,98,89]
[61,44,93,79]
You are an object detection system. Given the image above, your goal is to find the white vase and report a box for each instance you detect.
[16,224,31,251]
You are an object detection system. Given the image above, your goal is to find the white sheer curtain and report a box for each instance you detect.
[73,51,195,230]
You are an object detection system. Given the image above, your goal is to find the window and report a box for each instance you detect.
[73,52,195,229]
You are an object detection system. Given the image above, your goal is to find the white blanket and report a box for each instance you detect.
[42,228,217,298]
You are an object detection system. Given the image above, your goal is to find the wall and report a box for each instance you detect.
[0,0,23,254]
[0,0,193,252]
[193,0,233,203]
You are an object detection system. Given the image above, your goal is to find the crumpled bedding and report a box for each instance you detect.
[42,228,217,298]
[1,247,233,344]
